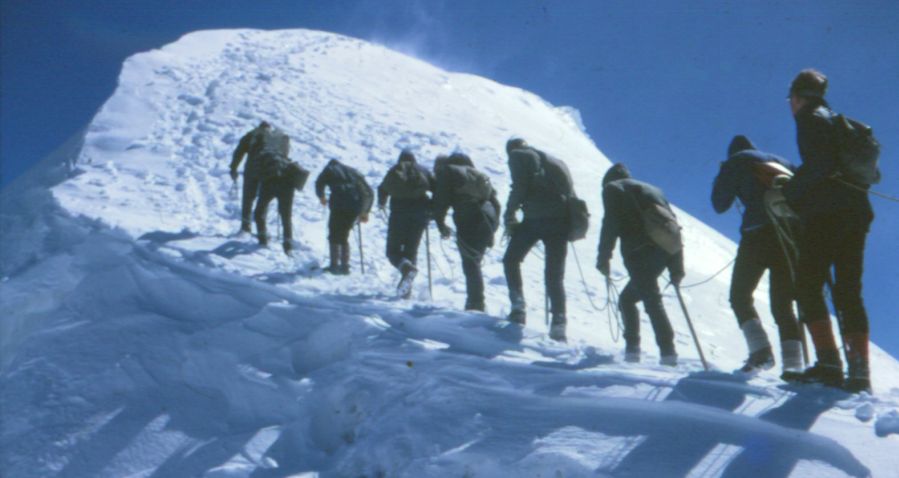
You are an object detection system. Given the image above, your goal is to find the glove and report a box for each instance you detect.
[359,212,369,223]
[319,196,328,206]
[670,270,685,286]
[438,223,452,239]
[597,261,610,277]
[229,168,238,181]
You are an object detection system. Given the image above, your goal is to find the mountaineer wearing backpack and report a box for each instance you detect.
[597,163,682,365]
[230,121,289,234]
[378,149,436,298]
[783,69,877,392]
[247,125,309,254]
[315,159,373,274]
[712,135,803,377]
[433,152,502,312]
[503,138,575,341]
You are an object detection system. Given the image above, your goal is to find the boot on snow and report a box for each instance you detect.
[797,361,844,389]
[738,347,775,375]
[396,260,418,299]
[624,344,641,363]
[507,293,526,324]
[549,315,567,342]
[659,354,678,367]
[338,242,351,275]
[843,332,871,394]
[844,361,871,394]
[324,243,341,274]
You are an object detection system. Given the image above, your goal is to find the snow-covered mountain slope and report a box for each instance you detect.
[2,29,898,477]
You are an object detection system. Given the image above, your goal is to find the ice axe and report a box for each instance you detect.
[356,221,365,275]
[674,285,709,371]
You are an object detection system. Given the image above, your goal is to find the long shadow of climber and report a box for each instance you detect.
[719,385,852,478]
[612,371,760,477]
[611,372,867,478]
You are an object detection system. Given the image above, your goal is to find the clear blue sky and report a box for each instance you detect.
[2,1,897,358]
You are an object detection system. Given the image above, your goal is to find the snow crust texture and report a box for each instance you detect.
[2,29,898,478]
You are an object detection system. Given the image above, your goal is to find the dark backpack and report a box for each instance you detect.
[752,161,798,221]
[455,166,494,203]
[259,153,292,180]
[252,127,290,158]
[631,190,682,255]
[833,114,881,185]
[285,162,310,191]
[330,164,372,215]
[537,151,589,242]
[383,161,430,199]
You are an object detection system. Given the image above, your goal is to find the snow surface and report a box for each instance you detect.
[2,28,898,477]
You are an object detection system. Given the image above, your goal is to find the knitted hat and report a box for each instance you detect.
[727,135,756,157]
[506,137,528,154]
[788,69,827,98]
[398,149,416,163]
[602,163,631,187]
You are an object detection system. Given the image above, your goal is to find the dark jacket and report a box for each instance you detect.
[378,156,435,214]
[432,163,501,230]
[315,159,373,214]
[598,178,684,277]
[230,125,290,176]
[504,147,572,224]
[712,149,796,234]
[782,99,873,223]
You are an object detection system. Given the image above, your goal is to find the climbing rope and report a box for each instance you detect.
[677,258,736,289]
[835,177,899,203]
[570,244,623,342]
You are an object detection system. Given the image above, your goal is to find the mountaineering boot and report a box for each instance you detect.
[659,343,678,367]
[780,340,805,382]
[659,354,679,367]
[738,347,775,375]
[507,293,526,325]
[798,362,844,388]
[325,243,340,274]
[338,242,351,275]
[624,343,641,363]
[843,332,871,394]
[464,301,485,312]
[257,233,269,247]
[396,260,418,299]
[283,240,293,255]
[549,315,567,342]
[738,319,773,375]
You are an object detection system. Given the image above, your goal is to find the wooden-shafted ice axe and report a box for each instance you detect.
[674,284,709,371]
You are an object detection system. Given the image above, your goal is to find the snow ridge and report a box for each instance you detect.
[2,28,899,477]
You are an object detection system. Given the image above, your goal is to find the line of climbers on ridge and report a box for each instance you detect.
[227,68,880,395]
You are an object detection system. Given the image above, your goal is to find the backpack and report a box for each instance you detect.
[833,114,881,185]
[752,161,798,221]
[383,161,430,199]
[259,152,292,180]
[285,162,310,191]
[252,127,290,158]
[330,163,372,215]
[455,166,494,203]
[631,190,682,255]
[538,151,589,242]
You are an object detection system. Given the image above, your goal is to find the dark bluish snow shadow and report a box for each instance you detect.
[137,229,200,246]
[609,373,868,478]
[719,385,857,478]
[212,240,262,259]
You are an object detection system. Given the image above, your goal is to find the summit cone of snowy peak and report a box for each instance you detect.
[2,29,899,478]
